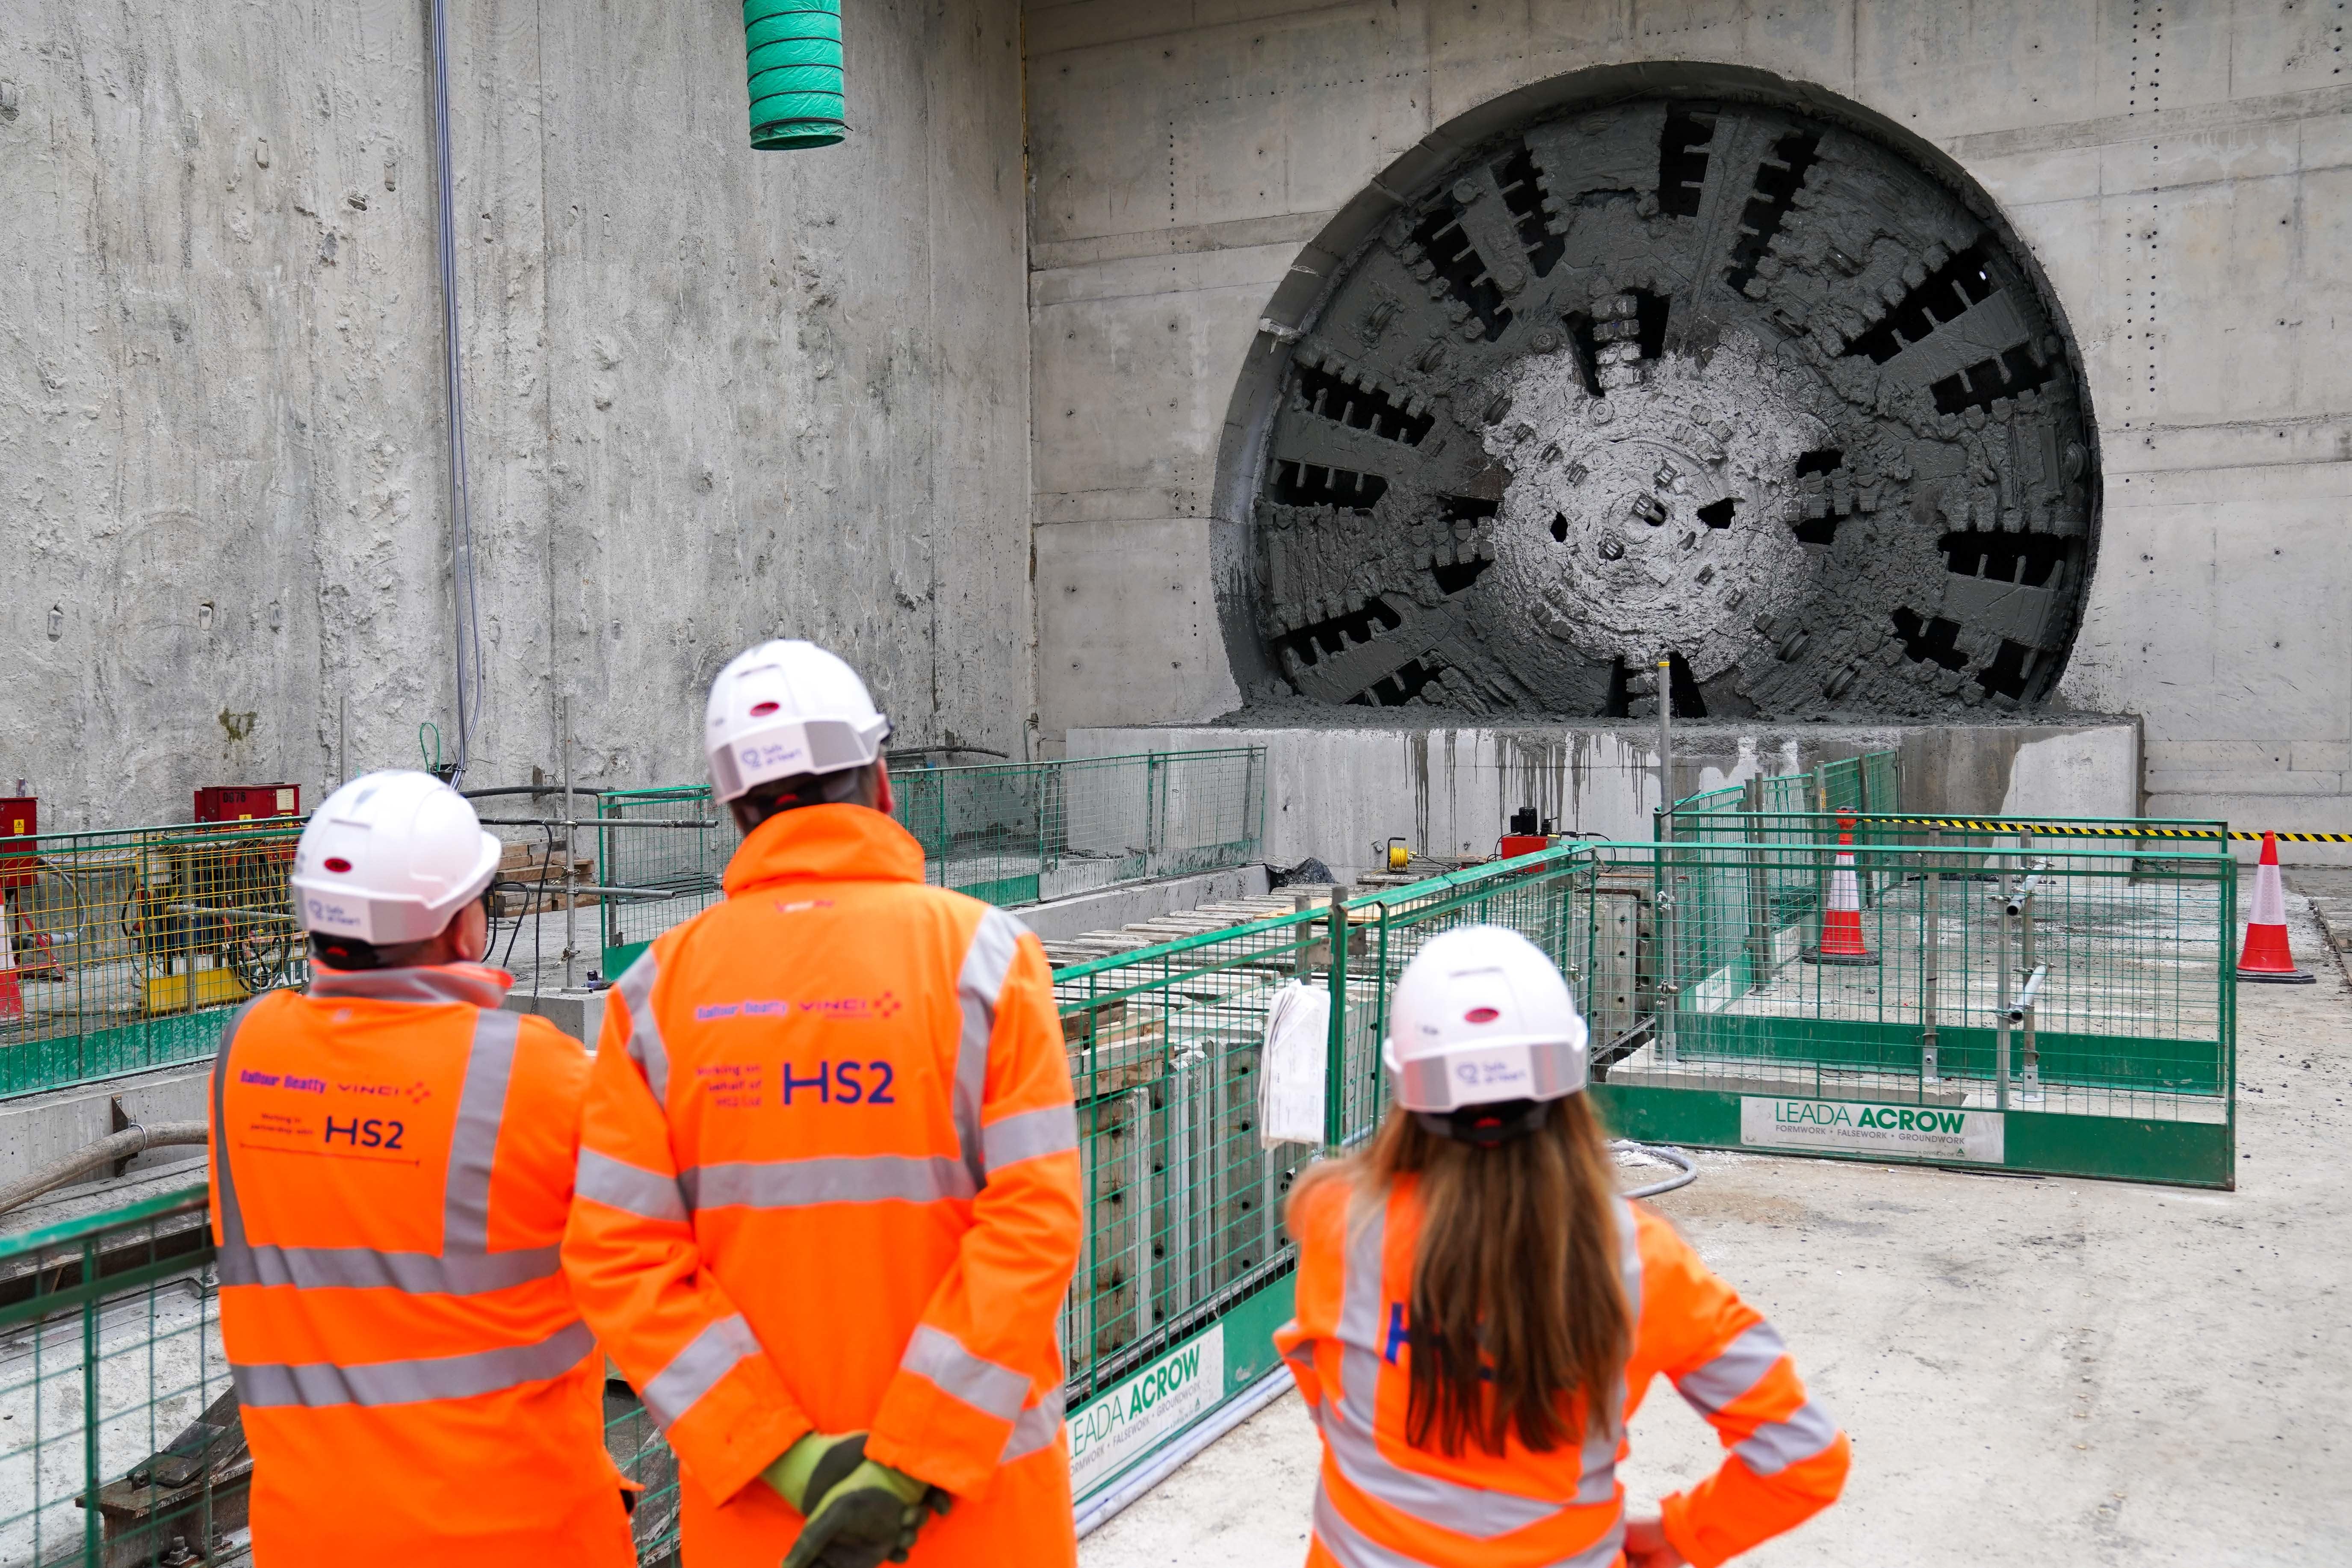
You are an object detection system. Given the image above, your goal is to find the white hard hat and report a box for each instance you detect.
[1382,926,1589,1113]
[704,639,891,803]
[289,771,502,945]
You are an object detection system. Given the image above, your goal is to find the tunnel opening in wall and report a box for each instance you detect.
[1223,70,2101,722]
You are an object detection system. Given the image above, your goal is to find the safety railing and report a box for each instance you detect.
[1591,831,2237,1187]
[1668,748,1901,826]
[594,750,1268,979]
[0,821,308,1100]
[1049,846,1594,1506]
[0,829,2239,1560]
[0,1187,686,1568]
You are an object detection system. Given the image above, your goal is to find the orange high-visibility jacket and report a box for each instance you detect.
[1276,1175,1848,1568]
[207,963,636,1567]
[560,805,1083,1568]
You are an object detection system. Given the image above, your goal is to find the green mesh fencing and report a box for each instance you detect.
[0,820,308,1101]
[0,1185,685,1567]
[596,750,1267,979]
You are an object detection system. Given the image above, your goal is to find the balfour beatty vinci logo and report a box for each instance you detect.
[1772,1101,1966,1135]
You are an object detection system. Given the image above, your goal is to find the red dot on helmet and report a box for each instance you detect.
[323,857,352,873]
[750,700,781,717]
[1464,1006,1500,1023]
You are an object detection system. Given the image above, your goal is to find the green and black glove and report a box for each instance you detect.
[763,1431,951,1568]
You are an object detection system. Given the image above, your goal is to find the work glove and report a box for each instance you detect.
[763,1431,951,1568]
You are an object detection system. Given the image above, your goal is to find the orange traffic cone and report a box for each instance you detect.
[1805,810,1879,967]
[2236,831,2314,984]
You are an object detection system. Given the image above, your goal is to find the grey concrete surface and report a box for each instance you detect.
[0,1064,210,1195]
[3,0,1034,826]
[1020,863,1274,942]
[1024,0,2352,849]
[1080,889,2352,1568]
[1070,720,2138,869]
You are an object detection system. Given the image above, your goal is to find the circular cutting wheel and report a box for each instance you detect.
[1247,96,2098,719]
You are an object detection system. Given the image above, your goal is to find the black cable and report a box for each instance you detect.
[493,879,530,972]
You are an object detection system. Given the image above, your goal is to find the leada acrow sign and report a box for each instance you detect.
[1740,1096,2005,1164]
[1069,1325,1226,1493]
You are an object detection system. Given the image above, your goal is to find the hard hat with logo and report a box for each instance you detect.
[1383,925,1589,1120]
[704,639,892,803]
[288,771,503,945]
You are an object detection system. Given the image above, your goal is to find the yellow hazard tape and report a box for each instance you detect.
[1865,818,2352,844]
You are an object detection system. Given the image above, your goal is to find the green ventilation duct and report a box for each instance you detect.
[745,0,845,150]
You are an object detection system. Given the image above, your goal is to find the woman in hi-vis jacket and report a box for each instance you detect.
[1276,926,1849,1568]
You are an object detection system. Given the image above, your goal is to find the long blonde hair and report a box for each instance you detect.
[1287,1095,1629,1456]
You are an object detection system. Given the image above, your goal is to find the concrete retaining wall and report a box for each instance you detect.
[2,0,1034,825]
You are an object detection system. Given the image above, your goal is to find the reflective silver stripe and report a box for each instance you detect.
[1000,1387,1067,1462]
[1676,1321,1788,1416]
[1324,1370,1557,1536]
[1330,1198,1558,1538]
[680,1154,976,1211]
[1283,1347,1324,1425]
[980,1102,1078,1174]
[217,1243,558,1295]
[1311,1486,1424,1568]
[615,949,670,1104]
[954,908,1027,1185]
[209,998,271,1268]
[900,1324,1031,1423]
[231,1319,594,1409]
[1314,1485,1626,1568]
[576,1147,690,1224]
[641,1313,766,1429]
[215,1004,561,1296]
[443,1008,521,1252]
[1733,1400,1841,1476]
[307,966,510,1008]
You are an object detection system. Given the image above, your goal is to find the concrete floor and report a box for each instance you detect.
[1081,888,2352,1567]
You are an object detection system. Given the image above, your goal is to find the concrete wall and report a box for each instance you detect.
[1071,721,2140,874]
[1,0,1033,828]
[1025,0,2352,838]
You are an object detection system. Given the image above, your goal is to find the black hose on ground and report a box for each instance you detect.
[0,1122,210,1217]
[1613,1139,1699,1199]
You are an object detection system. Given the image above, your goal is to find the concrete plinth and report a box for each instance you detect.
[1070,720,2140,877]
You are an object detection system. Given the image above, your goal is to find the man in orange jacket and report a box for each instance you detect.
[561,640,1083,1568]
[208,770,637,1566]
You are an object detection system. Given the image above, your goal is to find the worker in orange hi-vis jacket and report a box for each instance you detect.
[561,640,1083,1568]
[208,770,637,1567]
[1276,927,1849,1568]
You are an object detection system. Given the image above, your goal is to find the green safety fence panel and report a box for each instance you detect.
[1586,832,2237,1189]
[1,826,2236,1556]
[597,750,1268,983]
[0,818,308,1102]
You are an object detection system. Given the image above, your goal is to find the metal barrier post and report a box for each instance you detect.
[1741,776,1770,991]
[1922,827,1941,1084]
[1323,888,1347,1146]
[1656,655,1673,841]
[562,696,577,992]
[2020,889,2042,1103]
[81,1234,100,1565]
[2017,833,2043,1104]
[1654,843,1678,1066]
[1145,754,1164,869]
[1995,874,2012,1112]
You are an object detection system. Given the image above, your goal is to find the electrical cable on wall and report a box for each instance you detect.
[428,0,485,787]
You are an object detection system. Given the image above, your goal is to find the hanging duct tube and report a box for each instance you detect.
[745,0,845,149]
[428,0,484,785]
